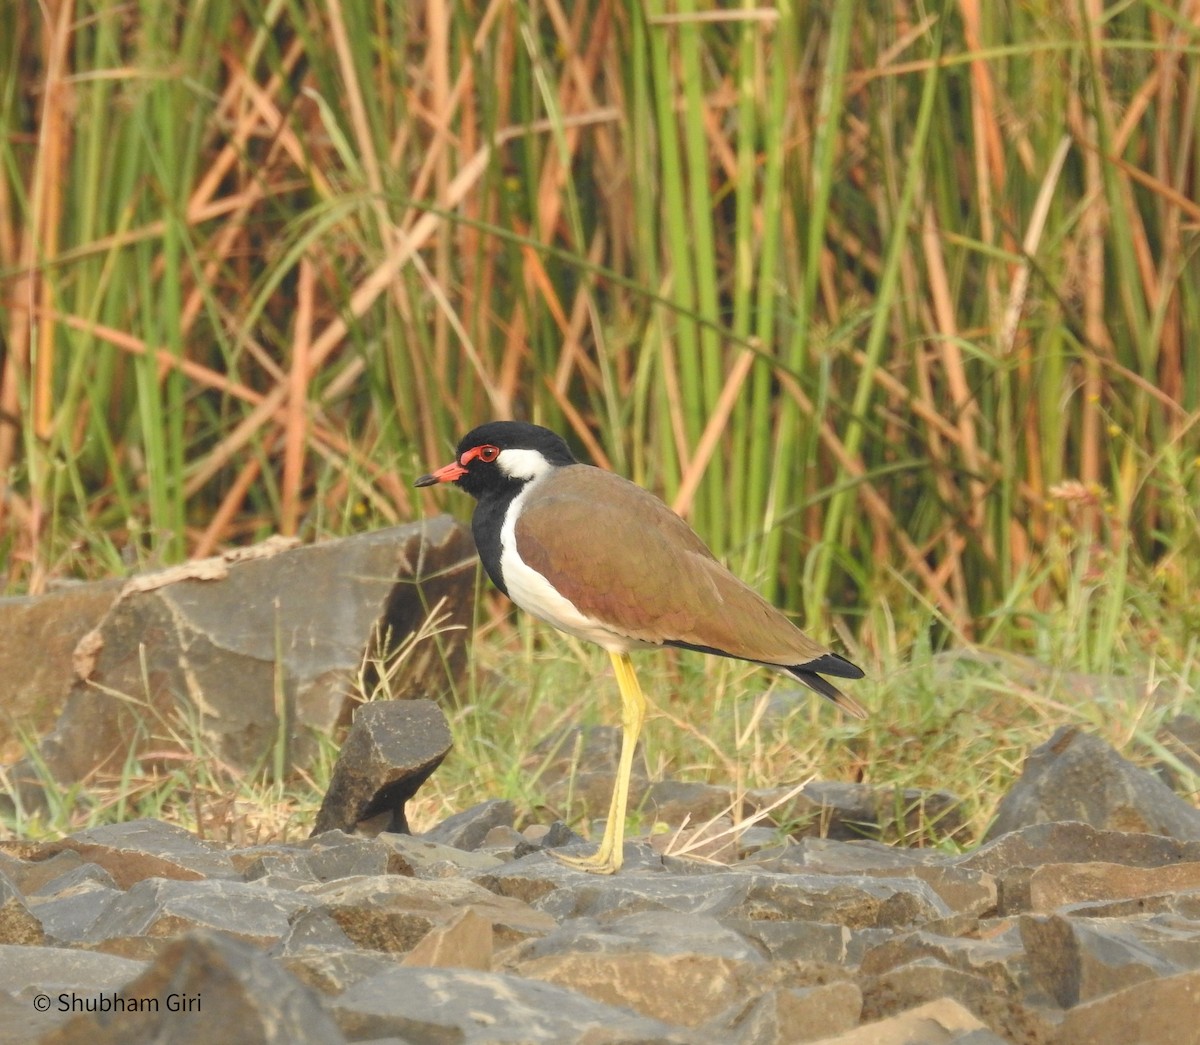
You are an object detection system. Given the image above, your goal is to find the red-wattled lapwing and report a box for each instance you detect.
[415,421,866,874]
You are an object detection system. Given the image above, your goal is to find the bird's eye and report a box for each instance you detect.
[478,445,500,462]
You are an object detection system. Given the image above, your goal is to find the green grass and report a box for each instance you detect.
[1,2,1198,845]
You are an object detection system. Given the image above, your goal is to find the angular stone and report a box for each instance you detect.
[40,930,343,1044]
[859,923,1030,995]
[812,997,1004,1044]
[745,781,970,846]
[329,966,689,1043]
[280,947,404,997]
[725,919,888,966]
[401,907,494,970]
[26,868,122,942]
[1028,860,1200,910]
[301,874,555,954]
[1020,912,1200,1007]
[514,911,764,964]
[311,699,452,835]
[36,819,236,888]
[81,877,310,955]
[233,830,412,884]
[709,981,862,1045]
[11,520,473,793]
[958,821,1200,913]
[0,945,146,1043]
[1057,969,1200,1045]
[481,861,950,929]
[376,833,504,877]
[985,726,1200,842]
[0,869,45,945]
[516,949,763,1027]
[0,579,121,765]
[422,798,516,851]
[755,839,996,918]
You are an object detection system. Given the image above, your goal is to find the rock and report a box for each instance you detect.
[7,519,474,794]
[311,699,452,835]
[859,959,1055,1044]
[401,907,494,969]
[81,877,310,957]
[0,870,45,945]
[33,819,237,888]
[957,820,1200,914]
[300,873,556,953]
[375,832,505,877]
[708,980,862,1044]
[1020,911,1200,1007]
[1056,969,1200,1045]
[985,726,1200,842]
[753,839,996,918]
[40,929,344,1044]
[1028,860,1200,910]
[746,781,970,846]
[0,945,146,1043]
[809,996,1005,1044]
[328,965,691,1043]
[422,797,516,850]
[26,863,122,942]
[0,579,122,766]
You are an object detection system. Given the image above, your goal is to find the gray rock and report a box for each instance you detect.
[1020,911,1200,1007]
[0,579,121,770]
[0,945,146,1044]
[376,832,505,877]
[81,877,310,956]
[311,698,452,835]
[1056,969,1200,1045]
[26,869,122,942]
[423,797,517,851]
[0,869,44,945]
[1028,859,1200,911]
[707,980,862,1045]
[746,781,970,846]
[752,839,996,918]
[985,726,1200,842]
[329,965,692,1043]
[481,861,950,928]
[858,958,1056,1045]
[35,819,237,887]
[300,873,556,953]
[40,929,344,1044]
[10,520,473,793]
[810,996,1006,1044]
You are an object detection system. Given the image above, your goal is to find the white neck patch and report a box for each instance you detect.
[497,447,554,482]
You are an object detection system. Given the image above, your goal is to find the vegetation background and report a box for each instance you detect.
[2,1,1198,842]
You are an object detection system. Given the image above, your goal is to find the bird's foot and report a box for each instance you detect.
[550,846,620,875]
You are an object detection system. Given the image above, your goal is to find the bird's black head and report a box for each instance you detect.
[414,421,579,500]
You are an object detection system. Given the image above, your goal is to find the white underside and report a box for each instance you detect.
[499,481,654,654]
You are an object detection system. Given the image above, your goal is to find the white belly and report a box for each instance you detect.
[499,484,653,653]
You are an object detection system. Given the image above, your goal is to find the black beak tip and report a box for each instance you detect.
[413,474,438,488]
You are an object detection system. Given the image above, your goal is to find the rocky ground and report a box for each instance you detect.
[1,722,1199,1044]
[3,524,1200,1043]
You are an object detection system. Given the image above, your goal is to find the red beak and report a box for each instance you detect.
[414,460,467,487]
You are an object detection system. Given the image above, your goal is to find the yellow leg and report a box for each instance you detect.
[553,651,646,874]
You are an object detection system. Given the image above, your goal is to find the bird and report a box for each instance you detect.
[415,421,865,873]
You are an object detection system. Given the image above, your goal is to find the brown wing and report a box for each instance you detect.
[514,466,834,667]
